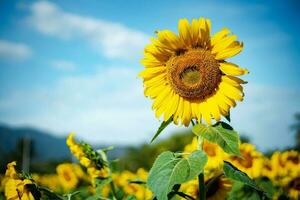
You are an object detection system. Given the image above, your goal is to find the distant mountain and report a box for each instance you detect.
[0,123,129,162]
[0,124,70,161]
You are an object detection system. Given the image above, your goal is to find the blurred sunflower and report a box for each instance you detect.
[139,17,248,126]
[66,133,110,185]
[181,175,231,200]
[287,177,300,200]
[184,137,226,172]
[206,176,232,200]
[113,169,152,199]
[267,151,300,187]
[56,163,79,191]
[226,143,264,179]
[4,162,35,200]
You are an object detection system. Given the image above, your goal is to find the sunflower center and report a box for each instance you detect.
[167,48,221,100]
[63,171,72,181]
[233,151,253,168]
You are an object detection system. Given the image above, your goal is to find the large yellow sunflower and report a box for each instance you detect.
[139,18,248,126]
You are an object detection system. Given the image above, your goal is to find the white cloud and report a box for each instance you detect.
[0,40,33,61]
[231,84,300,151]
[0,66,299,151]
[51,60,77,71]
[0,66,158,144]
[26,1,148,59]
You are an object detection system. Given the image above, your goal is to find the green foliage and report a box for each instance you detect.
[147,150,207,200]
[80,142,107,169]
[256,178,276,198]
[118,130,194,171]
[223,161,260,190]
[192,122,241,156]
[223,162,271,199]
[151,117,173,143]
[227,182,261,200]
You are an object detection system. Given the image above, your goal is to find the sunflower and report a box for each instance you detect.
[206,176,232,200]
[113,169,152,200]
[184,137,226,174]
[226,143,264,179]
[180,176,232,200]
[287,177,300,200]
[56,163,79,191]
[267,151,300,187]
[139,18,248,126]
[66,133,110,185]
[4,162,35,200]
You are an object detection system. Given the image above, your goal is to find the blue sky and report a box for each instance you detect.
[0,0,299,151]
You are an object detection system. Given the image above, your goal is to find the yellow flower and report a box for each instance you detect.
[113,169,152,200]
[66,133,110,185]
[266,151,300,187]
[56,163,79,191]
[181,176,231,200]
[5,161,18,179]
[139,18,248,126]
[184,137,226,174]
[206,177,232,200]
[32,174,60,192]
[226,143,264,179]
[4,162,34,200]
[287,177,300,200]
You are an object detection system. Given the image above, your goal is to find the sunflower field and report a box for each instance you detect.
[1,17,299,200]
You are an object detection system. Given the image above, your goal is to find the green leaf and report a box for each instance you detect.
[39,186,64,200]
[256,178,275,199]
[125,196,137,200]
[223,161,260,191]
[147,150,207,200]
[227,181,261,200]
[94,177,112,196]
[192,122,240,156]
[25,184,41,200]
[151,117,173,143]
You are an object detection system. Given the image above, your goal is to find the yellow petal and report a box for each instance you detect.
[141,53,164,68]
[144,43,171,62]
[222,76,243,91]
[155,90,172,118]
[220,62,249,76]
[211,35,237,54]
[215,43,243,60]
[157,30,183,51]
[211,28,231,46]
[164,92,180,121]
[178,18,192,46]
[143,73,166,86]
[173,97,184,125]
[199,101,212,125]
[190,19,200,46]
[219,82,243,101]
[214,92,230,113]
[138,67,166,79]
[182,99,192,126]
[198,17,210,47]
[144,83,166,98]
[152,86,171,110]
[207,97,221,121]
[226,75,248,84]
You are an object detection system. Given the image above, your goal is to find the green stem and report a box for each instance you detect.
[197,136,206,200]
[110,181,118,200]
[198,173,205,200]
